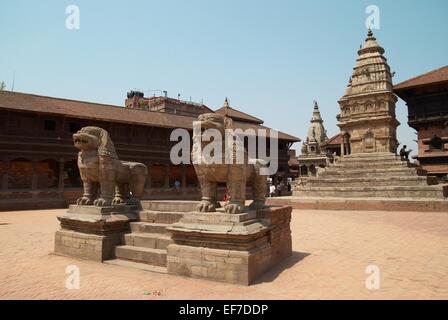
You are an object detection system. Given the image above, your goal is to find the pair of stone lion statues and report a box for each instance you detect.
[73,113,267,214]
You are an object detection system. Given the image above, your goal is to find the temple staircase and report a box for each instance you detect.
[294,152,447,199]
[105,201,198,273]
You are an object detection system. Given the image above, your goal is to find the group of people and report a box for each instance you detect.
[269,182,292,198]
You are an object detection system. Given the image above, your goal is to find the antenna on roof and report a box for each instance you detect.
[11,71,15,92]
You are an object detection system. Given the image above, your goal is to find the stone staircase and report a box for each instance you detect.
[104,200,198,273]
[294,152,448,199]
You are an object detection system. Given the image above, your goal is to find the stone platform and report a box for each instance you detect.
[54,205,139,261]
[55,201,293,286]
[267,196,448,212]
[294,152,448,199]
[166,205,292,285]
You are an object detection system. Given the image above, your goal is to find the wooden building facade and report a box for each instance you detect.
[394,66,448,179]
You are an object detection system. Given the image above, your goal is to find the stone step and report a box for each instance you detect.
[294,185,447,198]
[130,222,171,234]
[340,157,402,163]
[104,259,168,274]
[140,200,198,212]
[139,210,186,224]
[124,233,173,250]
[305,175,437,187]
[342,152,400,159]
[115,245,167,267]
[333,160,409,168]
[320,167,425,177]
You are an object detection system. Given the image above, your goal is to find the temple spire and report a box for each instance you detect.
[223,97,230,108]
[311,100,323,123]
[366,28,376,41]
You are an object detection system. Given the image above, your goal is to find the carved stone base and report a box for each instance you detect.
[54,205,138,262]
[166,205,292,285]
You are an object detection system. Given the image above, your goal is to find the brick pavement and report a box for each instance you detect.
[0,208,447,299]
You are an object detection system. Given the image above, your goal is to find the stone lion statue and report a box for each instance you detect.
[192,113,267,214]
[73,126,148,207]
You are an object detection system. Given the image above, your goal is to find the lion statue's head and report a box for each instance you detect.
[196,113,233,133]
[73,126,117,158]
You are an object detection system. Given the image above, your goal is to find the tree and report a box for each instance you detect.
[0,81,6,91]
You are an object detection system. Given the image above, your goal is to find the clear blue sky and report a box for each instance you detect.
[1,0,447,153]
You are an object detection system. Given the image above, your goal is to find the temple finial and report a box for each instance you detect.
[366,28,376,41]
[224,97,229,108]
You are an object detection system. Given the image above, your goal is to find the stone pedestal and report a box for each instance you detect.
[54,205,139,262]
[166,205,292,285]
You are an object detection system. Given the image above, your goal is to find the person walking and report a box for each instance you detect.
[174,179,181,194]
[269,184,276,197]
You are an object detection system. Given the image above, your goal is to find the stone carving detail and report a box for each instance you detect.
[192,113,267,214]
[73,126,148,207]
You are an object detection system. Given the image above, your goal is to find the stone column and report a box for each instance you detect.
[1,160,10,191]
[31,160,38,190]
[58,158,65,198]
[340,138,345,156]
[31,160,38,199]
[146,164,152,189]
[164,164,170,188]
[181,165,187,195]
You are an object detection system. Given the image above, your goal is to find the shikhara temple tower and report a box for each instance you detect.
[301,101,328,156]
[297,101,330,176]
[337,29,399,154]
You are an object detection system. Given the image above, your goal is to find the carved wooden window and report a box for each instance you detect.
[36,159,59,189]
[185,165,198,187]
[9,158,33,189]
[169,165,182,187]
[44,119,56,131]
[63,159,81,188]
[428,135,444,151]
[150,164,165,188]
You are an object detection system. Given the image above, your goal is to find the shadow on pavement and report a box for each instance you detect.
[253,251,310,284]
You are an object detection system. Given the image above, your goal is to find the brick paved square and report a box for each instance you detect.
[0,208,447,299]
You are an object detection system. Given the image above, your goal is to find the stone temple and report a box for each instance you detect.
[297,101,330,177]
[294,30,447,199]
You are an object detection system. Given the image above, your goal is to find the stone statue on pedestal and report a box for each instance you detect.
[192,113,267,214]
[73,126,148,206]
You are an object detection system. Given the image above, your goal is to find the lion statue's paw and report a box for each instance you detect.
[249,200,265,211]
[197,200,216,212]
[224,202,245,214]
[112,196,126,205]
[94,197,111,207]
[76,196,93,206]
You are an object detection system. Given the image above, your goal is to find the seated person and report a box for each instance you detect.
[399,145,412,161]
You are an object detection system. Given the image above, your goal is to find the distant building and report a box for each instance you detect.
[296,101,330,177]
[125,90,212,117]
[394,66,448,179]
[321,133,343,157]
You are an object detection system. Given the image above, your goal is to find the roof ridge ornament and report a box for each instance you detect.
[223,97,230,109]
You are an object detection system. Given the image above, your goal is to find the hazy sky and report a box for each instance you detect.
[1,0,447,153]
